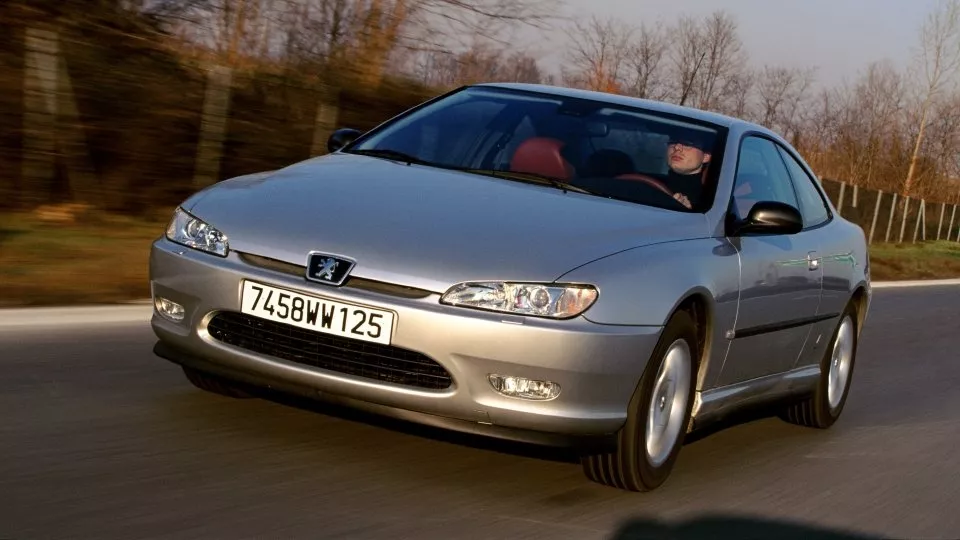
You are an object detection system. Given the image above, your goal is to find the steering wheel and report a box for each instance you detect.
[615,174,690,210]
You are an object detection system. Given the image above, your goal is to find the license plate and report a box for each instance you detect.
[239,280,395,345]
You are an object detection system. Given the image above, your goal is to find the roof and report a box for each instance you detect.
[475,82,750,129]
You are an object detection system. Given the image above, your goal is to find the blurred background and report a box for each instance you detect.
[2,0,960,308]
[2,4,960,539]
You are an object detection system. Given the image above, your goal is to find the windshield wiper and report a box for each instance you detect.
[463,169,600,196]
[347,148,432,166]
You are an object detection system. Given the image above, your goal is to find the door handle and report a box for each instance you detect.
[807,251,820,271]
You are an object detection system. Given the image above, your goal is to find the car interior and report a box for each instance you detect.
[371,94,723,210]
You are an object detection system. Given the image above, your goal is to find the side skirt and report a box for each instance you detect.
[688,364,821,431]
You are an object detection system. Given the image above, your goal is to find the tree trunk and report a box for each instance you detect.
[904,97,932,197]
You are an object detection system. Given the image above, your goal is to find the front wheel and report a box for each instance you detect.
[780,302,859,428]
[581,309,698,491]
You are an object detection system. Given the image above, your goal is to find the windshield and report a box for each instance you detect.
[344,86,726,212]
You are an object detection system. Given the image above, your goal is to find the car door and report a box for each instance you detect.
[715,134,824,387]
[774,142,847,371]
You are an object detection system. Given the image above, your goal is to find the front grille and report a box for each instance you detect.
[237,252,433,299]
[207,312,453,390]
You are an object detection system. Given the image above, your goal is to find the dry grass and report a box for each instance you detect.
[0,207,173,308]
[2,208,959,307]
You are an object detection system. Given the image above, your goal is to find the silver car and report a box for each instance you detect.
[150,83,871,492]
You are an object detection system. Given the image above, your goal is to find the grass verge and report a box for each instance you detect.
[0,209,171,308]
[2,210,959,308]
[868,240,960,281]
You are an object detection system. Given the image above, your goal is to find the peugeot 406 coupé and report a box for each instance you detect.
[150,83,871,491]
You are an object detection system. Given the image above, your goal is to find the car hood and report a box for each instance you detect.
[185,153,710,293]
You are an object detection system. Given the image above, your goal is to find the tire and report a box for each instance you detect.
[581,309,699,492]
[779,301,859,429]
[182,366,255,399]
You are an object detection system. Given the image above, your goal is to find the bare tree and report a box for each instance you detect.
[693,11,746,111]
[669,14,706,106]
[443,42,505,85]
[409,48,459,87]
[850,61,907,190]
[367,0,567,85]
[279,0,357,69]
[501,51,551,84]
[798,87,843,176]
[416,0,562,40]
[171,0,279,65]
[349,0,411,86]
[924,90,960,196]
[165,0,564,86]
[624,21,670,100]
[385,0,564,75]
[562,16,633,92]
[902,0,960,196]
[755,65,817,141]
[408,41,548,87]
[830,82,876,188]
[714,67,754,118]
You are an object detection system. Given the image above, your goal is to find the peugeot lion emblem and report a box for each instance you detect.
[317,258,338,280]
[306,252,355,287]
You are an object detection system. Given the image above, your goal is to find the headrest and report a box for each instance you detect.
[509,137,574,180]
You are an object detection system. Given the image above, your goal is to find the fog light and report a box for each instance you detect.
[488,374,560,400]
[154,296,185,322]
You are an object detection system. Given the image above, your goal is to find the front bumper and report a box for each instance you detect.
[149,238,664,448]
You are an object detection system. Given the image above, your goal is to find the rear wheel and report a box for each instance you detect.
[182,367,255,399]
[581,309,698,491]
[779,301,858,428]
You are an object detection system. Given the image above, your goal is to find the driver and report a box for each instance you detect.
[663,133,712,209]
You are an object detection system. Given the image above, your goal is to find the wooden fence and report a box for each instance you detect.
[819,179,960,244]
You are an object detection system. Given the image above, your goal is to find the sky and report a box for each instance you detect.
[517,0,939,91]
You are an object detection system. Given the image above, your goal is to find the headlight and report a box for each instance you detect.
[165,207,229,257]
[440,282,598,319]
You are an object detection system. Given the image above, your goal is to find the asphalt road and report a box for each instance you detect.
[1,287,959,540]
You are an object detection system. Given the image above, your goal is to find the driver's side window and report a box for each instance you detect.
[732,136,799,220]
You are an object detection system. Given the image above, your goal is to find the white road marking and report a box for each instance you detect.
[0,304,154,329]
[871,278,960,289]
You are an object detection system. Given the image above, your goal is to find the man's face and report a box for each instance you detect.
[667,141,711,175]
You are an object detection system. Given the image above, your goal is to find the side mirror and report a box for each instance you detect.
[729,201,804,236]
[327,128,363,154]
